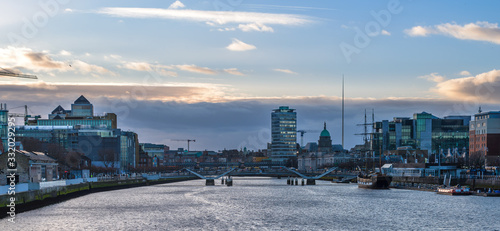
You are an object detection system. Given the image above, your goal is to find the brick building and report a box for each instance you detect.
[469,111,500,166]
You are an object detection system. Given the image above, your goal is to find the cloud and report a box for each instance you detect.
[238,23,274,32]
[0,47,115,77]
[226,39,256,51]
[59,50,72,56]
[116,58,242,77]
[97,7,313,26]
[24,52,65,69]
[120,61,153,71]
[418,73,445,83]
[64,8,73,13]
[243,4,336,12]
[175,64,217,75]
[0,81,228,104]
[217,27,236,32]
[433,69,500,102]
[404,21,500,44]
[118,61,178,77]
[405,25,430,37]
[273,69,298,75]
[70,60,115,75]
[381,30,391,36]
[460,70,471,76]
[168,0,185,9]
[223,68,244,76]
[1,83,481,151]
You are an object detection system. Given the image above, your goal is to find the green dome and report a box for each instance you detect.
[320,122,330,137]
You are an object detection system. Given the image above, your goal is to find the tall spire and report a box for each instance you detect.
[341,76,346,157]
[324,121,326,130]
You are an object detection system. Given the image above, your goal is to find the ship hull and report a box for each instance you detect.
[357,175,392,189]
[437,187,471,196]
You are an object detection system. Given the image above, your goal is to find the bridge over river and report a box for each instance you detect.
[182,167,358,185]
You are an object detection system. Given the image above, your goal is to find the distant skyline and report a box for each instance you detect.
[1,1,500,150]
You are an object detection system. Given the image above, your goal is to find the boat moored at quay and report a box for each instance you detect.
[357,172,393,189]
[437,185,472,196]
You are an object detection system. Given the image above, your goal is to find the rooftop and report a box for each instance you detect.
[74,95,91,105]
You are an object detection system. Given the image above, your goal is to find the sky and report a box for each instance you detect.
[1,0,500,151]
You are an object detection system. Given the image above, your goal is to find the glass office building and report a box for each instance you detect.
[271,106,297,160]
[372,112,470,156]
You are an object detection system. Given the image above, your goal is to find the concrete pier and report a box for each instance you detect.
[206,179,215,186]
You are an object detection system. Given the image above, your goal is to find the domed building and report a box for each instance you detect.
[318,122,332,153]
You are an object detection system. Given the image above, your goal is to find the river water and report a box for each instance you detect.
[1,177,499,230]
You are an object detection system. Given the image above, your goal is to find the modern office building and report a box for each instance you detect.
[469,111,500,165]
[271,106,297,160]
[15,96,137,172]
[372,112,470,158]
[121,131,139,170]
[37,95,117,129]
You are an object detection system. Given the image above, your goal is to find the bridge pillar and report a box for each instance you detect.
[306,179,316,185]
[301,179,305,186]
[226,178,233,186]
[206,179,215,186]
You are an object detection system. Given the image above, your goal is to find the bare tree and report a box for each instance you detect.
[469,151,485,169]
[47,143,67,162]
[98,148,116,168]
[20,137,44,152]
[65,151,83,169]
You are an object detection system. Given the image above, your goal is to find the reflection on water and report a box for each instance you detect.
[1,177,499,230]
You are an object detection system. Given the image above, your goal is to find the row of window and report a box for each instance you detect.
[471,144,487,149]
[471,122,487,128]
[475,115,490,120]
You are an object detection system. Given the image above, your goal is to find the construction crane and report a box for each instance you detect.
[296,130,321,147]
[7,105,41,125]
[171,139,196,152]
[0,68,37,79]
